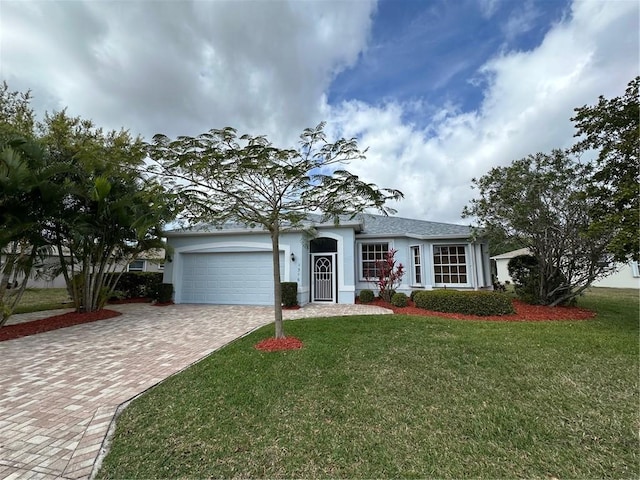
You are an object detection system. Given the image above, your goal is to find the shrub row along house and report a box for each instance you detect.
[162,214,492,306]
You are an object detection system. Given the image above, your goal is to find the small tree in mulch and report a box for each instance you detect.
[367,249,405,303]
[255,336,303,352]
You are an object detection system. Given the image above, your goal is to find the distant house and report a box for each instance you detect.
[491,248,640,289]
[0,248,165,289]
[162,214,493,306]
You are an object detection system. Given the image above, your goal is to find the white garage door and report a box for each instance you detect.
[180,252,283,305]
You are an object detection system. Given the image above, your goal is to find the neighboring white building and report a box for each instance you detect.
[491,248,640,289]
[1,248,165,289]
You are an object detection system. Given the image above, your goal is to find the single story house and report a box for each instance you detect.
[162,214,493,305]
[491,248,640,289]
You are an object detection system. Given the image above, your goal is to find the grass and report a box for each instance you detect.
[97,288,639,479]
[11,288,71,314]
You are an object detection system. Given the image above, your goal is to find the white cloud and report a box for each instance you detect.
[478,0,502,19]
[0,0,375,144]
[1,0,637,227]
[326,0,639,224]
[501,1,542,41]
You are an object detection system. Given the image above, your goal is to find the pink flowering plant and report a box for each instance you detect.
[368,249,405,302]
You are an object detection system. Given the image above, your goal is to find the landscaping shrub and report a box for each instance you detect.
[359,289,375,304]
[366,249,405,302]
[413,290,515,316]
[281,282,298,307]
[491,274,507,292]
[152,283,174,303]
[508,254,569,305]
[106,272,163,299]
[391,292,408,307]
[507,254,540,304]
[410,290,422,301]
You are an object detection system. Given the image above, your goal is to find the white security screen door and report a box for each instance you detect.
[312,254,335,302]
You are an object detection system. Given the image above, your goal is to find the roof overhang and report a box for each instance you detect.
[355,233,476,241]
[164,219,363,238]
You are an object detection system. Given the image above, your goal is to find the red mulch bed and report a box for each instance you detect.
[0,309,122,342]
[255,336,304,352]
[361,298,596,322]
[107,297,151,304]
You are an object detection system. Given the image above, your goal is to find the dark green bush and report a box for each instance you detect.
[391,292,408,307]
[281,282,298,307]
[508,254,569,305]
[106,272,163,299]
[507,254,540,304]
[413,290,515,316]
[409,290,423,301]
[152,283,174,303]
[359,289,375,304]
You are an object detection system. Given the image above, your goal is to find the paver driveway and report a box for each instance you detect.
[0,302,391,479]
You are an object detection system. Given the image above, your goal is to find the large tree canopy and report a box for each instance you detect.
[148,122,403,338]
[0,83,176,322]
[463,150,614,306]
[39,111,177,312]
[571,76,639,262]
[0,83,67,324]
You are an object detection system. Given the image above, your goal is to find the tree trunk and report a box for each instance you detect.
[270,226,285,339]
[0,246,36,327]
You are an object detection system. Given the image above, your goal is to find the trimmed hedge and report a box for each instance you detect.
[281,282,298,307]
[413,290,515,316]
[391,292,408,307]
[106,272,163,299]
[359,289,375,304]
[409,290,423,301]
[152,283,174,303]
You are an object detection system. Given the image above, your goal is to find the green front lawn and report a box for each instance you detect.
[12,288,70,314]
[98,290,639,479]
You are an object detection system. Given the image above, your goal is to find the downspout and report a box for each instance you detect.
[472,243,479,291]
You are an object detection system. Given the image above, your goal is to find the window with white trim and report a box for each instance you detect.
[360,242,389,279]
[631,261,640,278]
[433,245,467,284]
[128,260,145,272]
[411,245,422,285]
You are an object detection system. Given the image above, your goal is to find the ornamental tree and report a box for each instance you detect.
[367,249,405,302]
[463,150,615,306]
[147,122,403,338]
[0,83,69,325]
[0,84,176,319]
[0,138,68,325]
[39,111,177,312]
[571,76,639,262]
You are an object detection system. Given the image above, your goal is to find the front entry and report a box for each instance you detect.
[312,253,336,302]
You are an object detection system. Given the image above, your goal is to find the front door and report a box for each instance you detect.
[312,254,335,302]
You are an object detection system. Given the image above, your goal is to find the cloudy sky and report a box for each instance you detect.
[1,0,638,224]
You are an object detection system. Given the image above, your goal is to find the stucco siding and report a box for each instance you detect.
[353,238,490,298]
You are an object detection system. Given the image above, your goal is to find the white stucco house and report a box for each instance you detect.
[491,248,640,289]
[162,214,493,306]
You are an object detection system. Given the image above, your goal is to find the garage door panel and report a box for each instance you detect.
[180,252,283,305]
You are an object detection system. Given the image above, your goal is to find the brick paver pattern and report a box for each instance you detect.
[0,302,391,479]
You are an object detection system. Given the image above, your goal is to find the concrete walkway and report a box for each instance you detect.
[0,303,391,479]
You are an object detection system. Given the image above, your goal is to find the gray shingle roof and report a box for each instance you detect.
[355,214,472,238]
[165,213,471,239]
